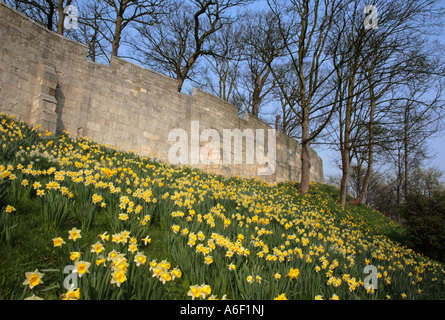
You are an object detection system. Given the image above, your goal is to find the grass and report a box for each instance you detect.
[0,112,444,300]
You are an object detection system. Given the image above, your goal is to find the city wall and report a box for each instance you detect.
[0,3,324,184]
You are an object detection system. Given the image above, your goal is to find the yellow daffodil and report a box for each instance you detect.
[200,284,211,298]
[288,268,300,281]
[160,272,172,284]
[70,252,81,261]
[91,241,104,254]
[275,293,287,300]
[68,227,81,242]
[171,268,182,280]
[187,285,201,300]
[96,256,106,267]
[52,237,65,247]
[204,256,213,265]
[61,288,80,300]
[111,270,126,287]
[74,261,91,277]
[23,269,44,289]
[5,205,15,213]
[141,235,151,245]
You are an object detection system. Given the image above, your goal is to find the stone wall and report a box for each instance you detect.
[0,2,324,184]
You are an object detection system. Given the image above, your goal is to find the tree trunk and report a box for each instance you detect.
[403,110,409,197]
[251,87,260,117]
[339,71,354,206]
[299,103,311,194]
[111,15,123,57]
[275,115,280,130]
[56,1,64,35]
[349,87,376,206]
[251,65,271,117]
[339,148,350,207]
[47,1,55,31]
[177,76,185,93]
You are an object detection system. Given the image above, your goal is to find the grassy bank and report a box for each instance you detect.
[0,113,443,300]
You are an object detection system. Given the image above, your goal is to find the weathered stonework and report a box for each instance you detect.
[0,2,324,184]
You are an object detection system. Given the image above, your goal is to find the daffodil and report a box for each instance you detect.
[128,244,138,253]
[112,257,128,272]
[274,293,287,300]
[5,205,15,213]
[61,288,80,300]
[96,256,106,267]
[204,256,213,265]
[107,249,119,261]
[68,227,81,242]
[200,284,211,298]
[23,270,44,289]
[91,241,104,254]
[75,261,91,277]
[32,182,41,189]
[92,194,103,204]
[134,252,147,266]
[69,251,81,261]
[98,232,109,241]
[159,260,171,270]
[141,235,151,245]
[52,237,65,247]
[288,268,299,281]
[160,272,172,284]
[187,285,201,300]
[330,294,339,300]
[111,270,127,287]
[171,268,182,280]
[119,213,129,221]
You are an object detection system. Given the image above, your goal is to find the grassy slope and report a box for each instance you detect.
[0,113,443,300]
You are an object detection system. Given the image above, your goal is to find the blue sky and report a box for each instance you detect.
[66,0,445,181]
[317,3,445,182]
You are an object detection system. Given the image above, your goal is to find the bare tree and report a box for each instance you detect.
[199,22,243,103]
[266,0,351,194]
[389,79,445,206]
[134,0,253,92]
[326,0,445,206]
[65,0,110,62]
[4,0,72,34]
[99,0,169,58]
[237,10,283,117]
